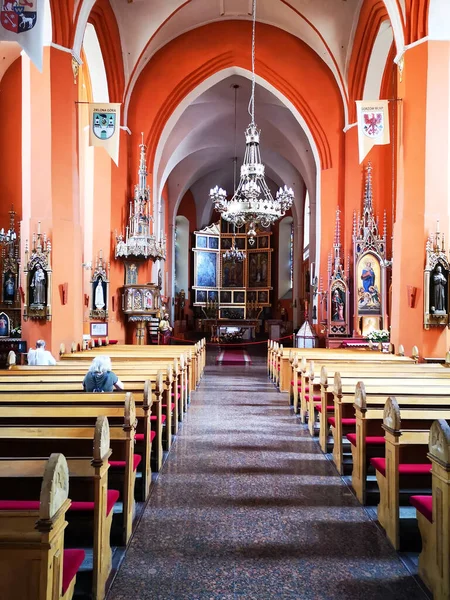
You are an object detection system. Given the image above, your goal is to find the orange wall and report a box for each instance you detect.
[0,58,22,225]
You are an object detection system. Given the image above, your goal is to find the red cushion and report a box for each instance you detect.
[371,457,386,476]
[162,403,176,411]
[315,404,334,413]
[62,549,85,595]
[150,414,166,423]
[70,489,119,517]
[370,458,432,478]
[109,454,142,472]
[305,394,321,401]
[327,417,356,427]
[135,433,144,442]
[0,500,40,511]
[346,434,385,447]
[410,495,433,523]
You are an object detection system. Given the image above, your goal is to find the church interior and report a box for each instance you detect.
[1,0,450,599]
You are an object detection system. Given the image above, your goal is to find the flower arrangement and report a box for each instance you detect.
[366,329,389,342]
[10,326,21,338]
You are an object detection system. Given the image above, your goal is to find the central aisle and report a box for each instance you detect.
[108,358,427,600]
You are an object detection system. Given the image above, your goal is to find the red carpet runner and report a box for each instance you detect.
[216,349,252,365]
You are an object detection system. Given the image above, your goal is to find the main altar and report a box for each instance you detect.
[192,219,272,339]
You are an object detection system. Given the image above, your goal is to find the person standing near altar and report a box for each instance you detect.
[28,340,56,366]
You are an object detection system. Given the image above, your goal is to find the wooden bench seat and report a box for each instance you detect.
[410,419,450,600]
[292,355,425,422]
[0,371,168,468]
[327,373,450,474]
[350,382,450,503]
[0,453,84,600]
[370,398,450,550]
[0,417,114,599]
[0,397,137,546]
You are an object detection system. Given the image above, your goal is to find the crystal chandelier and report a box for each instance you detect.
[223,241,246,263]
[209,0,294,245]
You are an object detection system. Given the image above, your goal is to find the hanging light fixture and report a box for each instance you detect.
[223,85,246,263]
[209,0,294,246]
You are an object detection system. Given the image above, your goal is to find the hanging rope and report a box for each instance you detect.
[248,0,257,124]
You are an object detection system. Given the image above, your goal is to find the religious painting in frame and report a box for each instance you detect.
[220,307,244,320]
[221,237,232,250]
[258,235,269,249]
[195,251,217,288]
[208,291,218,302]
[356,252,382,316]
[330,282,346,323]
[0,312,10,337]
[258,290,269,304]
[90,322,108,337]
[233,291,245,304]
[220,291,232,303]
[208,237,219,250]
[247,291,257,303]
[234,237,246,250]
[196,290,207,303]
[197,236,207,249]
[222,258,244,288]
[248,251,269,288]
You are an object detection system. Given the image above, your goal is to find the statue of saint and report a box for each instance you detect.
[3,273,15,303]
[30,265,45,305]
[432,265,447,313]
[94,279,105,310]
[159,312,172,345]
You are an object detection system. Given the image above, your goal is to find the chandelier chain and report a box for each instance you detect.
[248,0,256,125]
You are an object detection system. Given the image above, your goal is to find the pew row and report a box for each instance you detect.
[371,397,450,550]
[411,419,450,600]
[0,417,115,600]
[0,396,137,546]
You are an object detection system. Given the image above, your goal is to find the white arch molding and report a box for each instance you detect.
[152,67,322,296]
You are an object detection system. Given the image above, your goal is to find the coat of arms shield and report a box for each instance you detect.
[363,111,384,139]
[93,112,116,140]
[1,0,37,34]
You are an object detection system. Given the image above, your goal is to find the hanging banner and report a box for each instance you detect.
[0,0,45,71]
[88,103,121,166]
[356,100,390,164]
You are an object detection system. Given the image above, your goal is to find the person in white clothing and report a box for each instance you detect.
[27,339,57,366]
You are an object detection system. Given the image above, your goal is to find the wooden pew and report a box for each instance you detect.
[352,381,450,504]
[290,352,417,420]
[7,352,188,429]
[410,419,450,600]
[0,369,169,467]
[371,397,450,550]
[328,372,450,474]
[62,340,204,391]
[0,396,137,546]
[0,453,84,600]
[0,384,157,502]
[0,416,114,600]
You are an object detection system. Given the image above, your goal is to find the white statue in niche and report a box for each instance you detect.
[95,279,105,310]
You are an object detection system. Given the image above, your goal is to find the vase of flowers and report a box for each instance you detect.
[10,326,21,339]
[366,329,390,352]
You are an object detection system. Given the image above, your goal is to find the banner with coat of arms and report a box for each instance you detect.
[0,0,44,71]
[356,100,390,164]
[88,103,121,166]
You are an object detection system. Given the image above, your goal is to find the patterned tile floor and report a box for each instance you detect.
[107,355,428,600]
